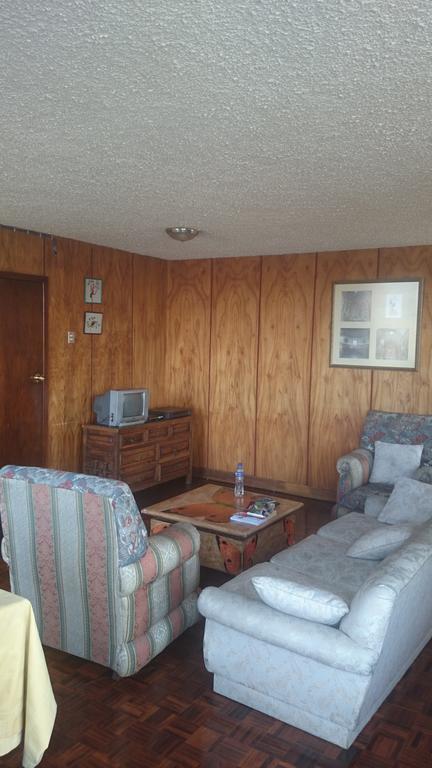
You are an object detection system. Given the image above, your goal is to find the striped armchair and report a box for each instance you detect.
[0,466,200,677]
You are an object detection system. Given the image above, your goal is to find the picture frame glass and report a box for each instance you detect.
[84,278,102,304]
[330,280,422,370]
[84,312,103,335]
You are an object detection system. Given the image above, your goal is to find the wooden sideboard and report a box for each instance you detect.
[82,416,193,491]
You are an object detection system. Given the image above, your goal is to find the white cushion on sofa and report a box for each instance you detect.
[252,576,349,625]
[347,524,412,560]
[369,441,423,484]
[378,477,432,525]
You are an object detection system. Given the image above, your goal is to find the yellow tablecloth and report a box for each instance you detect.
[0,589,57,767]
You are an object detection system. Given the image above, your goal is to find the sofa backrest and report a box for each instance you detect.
[0,465,148,667]
[340,521,432,652]
[360,411,432,466]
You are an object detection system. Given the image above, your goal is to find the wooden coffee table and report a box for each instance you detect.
[141,484,303,575]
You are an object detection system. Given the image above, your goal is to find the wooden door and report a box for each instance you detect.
[0,274,46,467]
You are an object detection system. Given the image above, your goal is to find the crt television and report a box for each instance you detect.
[93,388,149,427]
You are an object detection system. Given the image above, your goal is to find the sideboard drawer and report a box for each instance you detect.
[159,438,190,461]
[120,445,156,468]
[159,458,191,482]
[120,463,157,489]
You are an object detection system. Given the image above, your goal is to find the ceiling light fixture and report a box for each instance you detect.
[165,226,200,241]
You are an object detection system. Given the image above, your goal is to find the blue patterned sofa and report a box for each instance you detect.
[198,509,432,747]
[335,410,432,517]
[0,465,200,677]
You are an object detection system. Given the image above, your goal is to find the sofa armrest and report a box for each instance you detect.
[119,522,200,595]
[336,448,373,502]
[198,587,378,676]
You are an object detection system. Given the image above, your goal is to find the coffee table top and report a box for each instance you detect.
[141,483,303,538]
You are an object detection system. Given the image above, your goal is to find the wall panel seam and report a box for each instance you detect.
[306,252,319,487]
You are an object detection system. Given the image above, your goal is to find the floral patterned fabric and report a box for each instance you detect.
[360,411,432,465]
[0,465,147,566]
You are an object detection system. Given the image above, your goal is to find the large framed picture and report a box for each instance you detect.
[330,280,423,370]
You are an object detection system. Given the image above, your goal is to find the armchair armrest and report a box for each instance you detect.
[336,448,373,502]
[119,522,200,595]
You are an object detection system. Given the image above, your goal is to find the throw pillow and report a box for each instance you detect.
[347,524,412,560]
[378,477,432,525]
[251,576,349,625]
[369,441,424,484]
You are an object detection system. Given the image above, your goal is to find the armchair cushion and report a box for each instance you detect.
[369,442,423,484]
[338,483,393,515]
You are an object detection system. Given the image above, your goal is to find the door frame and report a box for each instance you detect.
[0,271,48,466]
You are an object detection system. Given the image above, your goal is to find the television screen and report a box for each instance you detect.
[123,392,144,419]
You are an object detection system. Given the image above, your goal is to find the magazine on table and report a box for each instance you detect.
[230,497,279,525]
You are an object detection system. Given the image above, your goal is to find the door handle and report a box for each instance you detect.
[30,373,45,383]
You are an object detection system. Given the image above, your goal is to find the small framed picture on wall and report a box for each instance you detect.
[84,277,103,304]
[84,312,103,335]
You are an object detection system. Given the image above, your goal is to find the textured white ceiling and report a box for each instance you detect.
[1,1,431,260]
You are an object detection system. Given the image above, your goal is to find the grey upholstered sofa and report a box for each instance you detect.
[335,410,432,517]
[198,506,432,748]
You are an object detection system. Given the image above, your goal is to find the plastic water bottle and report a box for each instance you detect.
[234,462,245,497]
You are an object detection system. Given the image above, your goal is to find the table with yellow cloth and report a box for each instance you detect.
[0,589,57,767]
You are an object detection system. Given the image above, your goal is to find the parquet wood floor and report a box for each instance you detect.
[1,480,432,767]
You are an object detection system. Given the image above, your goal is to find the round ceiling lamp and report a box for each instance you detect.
[165,226,200,242]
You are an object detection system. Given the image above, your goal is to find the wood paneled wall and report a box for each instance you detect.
[164,259,211,467]
[166,244,432,498]
[90,246,133,395]
[45,237,92,470]
[208,258,261,472]
[373,246,432,413]
[256,254,315,486]
[132,255,167,407]
[2,225,432,498]
[0,229,44,274]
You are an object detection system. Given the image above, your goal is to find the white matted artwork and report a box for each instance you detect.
[330,280,422,369]
[84,277,103,304]
[84,311,103,335]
